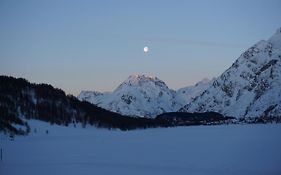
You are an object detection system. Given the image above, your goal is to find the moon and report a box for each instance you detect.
[143,46,149,53]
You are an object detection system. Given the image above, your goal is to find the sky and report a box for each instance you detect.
[0,0,281,95]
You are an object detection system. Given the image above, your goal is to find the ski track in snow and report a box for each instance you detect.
[1,120,281,175]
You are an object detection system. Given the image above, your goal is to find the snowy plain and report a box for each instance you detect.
[1,120,281,175]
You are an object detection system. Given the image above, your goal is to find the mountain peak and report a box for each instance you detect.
[115,74,168,92]
[126,74,160,82]
[79,74,181,117]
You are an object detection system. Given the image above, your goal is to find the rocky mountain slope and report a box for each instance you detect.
[176,78,213,105]
[180,27,281,118]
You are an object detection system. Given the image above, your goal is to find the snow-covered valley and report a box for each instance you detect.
[1,120,281,175]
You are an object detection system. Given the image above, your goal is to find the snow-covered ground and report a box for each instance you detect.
[1,120,281,175]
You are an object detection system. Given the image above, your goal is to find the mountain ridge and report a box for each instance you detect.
[78,74,211,117]
[180,27,281,118]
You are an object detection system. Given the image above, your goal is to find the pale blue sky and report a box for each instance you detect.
[0,0,281,95]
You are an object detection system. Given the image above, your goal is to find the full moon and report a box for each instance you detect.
[143,46,149,53]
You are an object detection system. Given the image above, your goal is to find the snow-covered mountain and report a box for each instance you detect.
[78,75,212,118]
[180,27,281,118]
[78,74,179,117]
